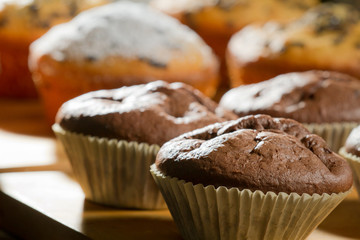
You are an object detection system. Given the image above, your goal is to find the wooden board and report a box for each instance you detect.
[0,99,360,240]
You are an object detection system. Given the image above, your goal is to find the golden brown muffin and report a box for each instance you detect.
[227,3,360,87]
[29,1,219,124]
[0,0,111,98]
[151,0,319,90]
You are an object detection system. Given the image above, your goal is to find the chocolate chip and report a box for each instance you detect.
[29,4,38,14]
[139,57,167,69]
[68,2,78,17]
[38,21,50,29]
[85,56,97,62]
[333,33,346,45]
[254,90,262,98]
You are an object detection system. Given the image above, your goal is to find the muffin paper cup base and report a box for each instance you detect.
[305,122,358,152]
[339,148,360,198]
[53,124,166,209]
[150,164,350,240]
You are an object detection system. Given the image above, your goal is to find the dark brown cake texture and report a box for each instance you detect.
[156,114,353,195]
[219,71,360,124]
[56,80,237,146]
[344,126,360,156]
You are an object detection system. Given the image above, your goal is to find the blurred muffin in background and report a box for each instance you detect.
[0,0,113,98]
[29,1,219,124]
[322,0,360,9]
[151,0,319,89]
[227,3,360,88]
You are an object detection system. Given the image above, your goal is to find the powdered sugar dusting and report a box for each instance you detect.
[30,1,215,67]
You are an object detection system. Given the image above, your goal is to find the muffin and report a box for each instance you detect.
[151,114,352,240]
[53,80,236,209]
[226,3,360,87]
[151,0,318,90]
[219,71,360,151]
[0,0,113,98]
[29,1,219,124]
[339,126,360,197]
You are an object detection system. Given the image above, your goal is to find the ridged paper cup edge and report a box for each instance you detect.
[52,124,166,209]
[304,122,358,152]
[151,164,350,240]
[339,147,360,198]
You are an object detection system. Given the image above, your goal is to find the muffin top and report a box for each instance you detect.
[227,3,360,78]
[156,114,353,195]
[344,126,360,157]
[219,71,360,123]
[0,0,112,39]
[56,81,236,146]
[29,1,217,70]
[152,0,318,34]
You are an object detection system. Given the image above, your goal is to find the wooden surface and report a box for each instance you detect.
[0,99,360,240]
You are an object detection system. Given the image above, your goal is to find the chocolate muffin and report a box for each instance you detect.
[151,114,352,240]
[57,80,236,146]
[53,81,236,209]
[156,114,352,194]
[219,70,360,151]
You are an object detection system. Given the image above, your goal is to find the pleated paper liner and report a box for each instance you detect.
[304,122,358,152]
[339,148,360,198]
[150,164,350,240]
[52,124,166,209]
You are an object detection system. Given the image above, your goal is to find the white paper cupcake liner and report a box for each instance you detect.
[53,124,166,209]
[304,122,358,152]
[339,148,360,198]
[150,164,349,240]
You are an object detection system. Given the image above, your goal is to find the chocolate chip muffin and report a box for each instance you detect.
[151,114,352,240]
[152,0,319,90]
[220,70,360,151]
[226,3,360,88]
[29,1,219,124]
[53,81,235,209]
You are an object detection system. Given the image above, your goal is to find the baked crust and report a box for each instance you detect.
[220,71,360,123]
[156,114,353,194]
[29,1,219,123]
[56,81,236,146]
[227,3,360,87]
